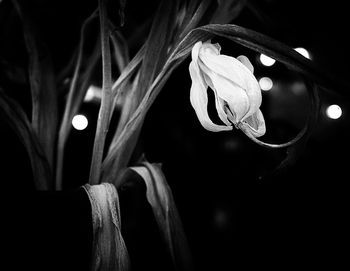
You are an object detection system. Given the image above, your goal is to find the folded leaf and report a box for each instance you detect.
[83,183,129,271]
[130,160,193,271]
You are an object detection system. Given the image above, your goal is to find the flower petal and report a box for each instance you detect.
[202,73,232,126]
[191,41,203,63]
[189,61,232,132]
[237,55,254,73]
[198,59,249,124]
[240,109,266,137]
[201,41,221,55]
[199,50,262,121]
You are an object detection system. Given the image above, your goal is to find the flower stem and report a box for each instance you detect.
[89,0,113,185]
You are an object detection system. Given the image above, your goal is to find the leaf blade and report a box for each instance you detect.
[130,161,193,271]
[0,89,52,190]
[13,0,58,174]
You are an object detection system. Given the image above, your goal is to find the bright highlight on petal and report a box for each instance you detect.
[326,104,342,119]
[294,47,311,59]
[259,54,276,66]
[72,114,88,130]
[189,41,266,137]
[259,77,273,91]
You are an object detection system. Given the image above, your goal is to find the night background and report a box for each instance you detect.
[1,0,349,270]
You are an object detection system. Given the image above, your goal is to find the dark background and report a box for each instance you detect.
[1,0,349,270]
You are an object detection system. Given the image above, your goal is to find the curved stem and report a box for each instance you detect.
[239,122,308,149]
[239,77,320,149]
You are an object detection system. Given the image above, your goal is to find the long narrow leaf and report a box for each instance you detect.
[172,24,350,96]
[99,47,145,184]
[103,22,349,184]
[110,30,129,73]
[13,0,58,174]
[56,10,99,190]
[89,0,114,185]
[103,74,141,184]
[102,60,181,184]
[0,89,52,190]
[137,0,178,100]
[130,160,193,271]
[101,0,180,183]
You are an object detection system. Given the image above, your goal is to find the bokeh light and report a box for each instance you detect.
[326,104,342,119]
[72,114,88,130]
[294,47,311,59]
[259,77,273,91]
[259,54,276,66]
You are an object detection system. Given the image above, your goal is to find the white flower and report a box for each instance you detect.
[189,41,266,137]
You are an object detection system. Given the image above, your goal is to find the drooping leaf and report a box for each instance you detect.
[13,0,58,174]
[104,22,348,183]
[0,89,52,190]
[172,24,350,96]
[130,160,193,271]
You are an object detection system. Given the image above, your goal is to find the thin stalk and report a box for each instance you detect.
[89,0,113,185]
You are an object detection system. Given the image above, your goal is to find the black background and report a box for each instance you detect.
[1,0,349,270]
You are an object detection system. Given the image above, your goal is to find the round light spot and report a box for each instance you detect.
[295,47,311,59]
[259,54,276,66]
[326,104,342,120]
[72,114,88,130]
[259,77,273,91]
